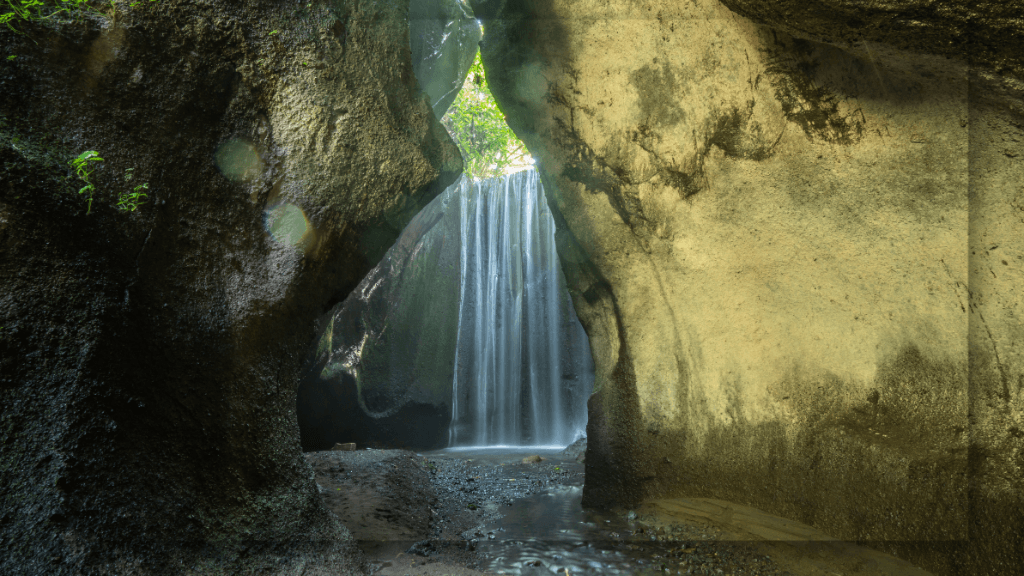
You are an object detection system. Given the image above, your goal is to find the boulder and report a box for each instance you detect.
[297,182,464,451]
[562,435,586,463]
[471,0,1022,574]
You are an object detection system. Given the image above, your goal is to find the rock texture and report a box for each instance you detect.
[470,0,1022,574]
[0,1,459,574]
[719,0,1024,81]
[410,0,482,119]
[298,183,464,451]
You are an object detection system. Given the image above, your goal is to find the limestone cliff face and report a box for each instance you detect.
[0,1,459,574]
[471,0,1022,573]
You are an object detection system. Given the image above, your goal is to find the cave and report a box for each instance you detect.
[296,167,595,452]
[1,0,1022,575]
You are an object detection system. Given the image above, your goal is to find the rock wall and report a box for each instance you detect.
[298,179,464,451]
[0,1,460,574]
[470,0,1022,573]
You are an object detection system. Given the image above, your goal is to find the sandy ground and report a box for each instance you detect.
[635,499,933,576]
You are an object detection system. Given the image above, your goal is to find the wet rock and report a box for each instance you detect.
[297,179,464,452]
[332,443,356,451]
[308,450,436,542]
[522,455,544,464]
[410,0,482,118]
[562,436,587,463]
[407,539,441,557]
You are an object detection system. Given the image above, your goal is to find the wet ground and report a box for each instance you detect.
[305,448,933,576]
[306,447,585,575]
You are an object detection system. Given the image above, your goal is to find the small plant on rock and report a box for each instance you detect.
[117,184,148,211]
[70,150,103,214]
[2,0,159,33]
[118,167,148,211]
[2,0,96,33]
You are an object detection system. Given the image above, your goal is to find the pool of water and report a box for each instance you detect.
[475,485,663,575]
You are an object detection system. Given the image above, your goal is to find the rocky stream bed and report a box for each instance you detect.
[304,446,933,576]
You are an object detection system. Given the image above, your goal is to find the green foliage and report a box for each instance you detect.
[118,167,148,211]
[69,150,102,214]
[1,0,99,33]
[117,185,147,211]
[67,157,151,214]
[441,51,530,180]
[1,0,157,32]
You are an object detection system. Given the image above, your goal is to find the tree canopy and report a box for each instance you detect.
[441,51,531,180]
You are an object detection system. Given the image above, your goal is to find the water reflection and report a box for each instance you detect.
[477,486,647,575]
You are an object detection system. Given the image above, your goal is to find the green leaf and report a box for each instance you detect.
[441,51,530,180]
[73,150,100,164]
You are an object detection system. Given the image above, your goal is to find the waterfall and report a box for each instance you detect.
[448,169,592,448]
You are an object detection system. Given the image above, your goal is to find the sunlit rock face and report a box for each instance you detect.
[718,0,1024,85]
[0,1,459,574]
[472,0,1022,573]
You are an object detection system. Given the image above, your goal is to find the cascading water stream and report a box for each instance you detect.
[448,170,592,448]
[297,2,590,452]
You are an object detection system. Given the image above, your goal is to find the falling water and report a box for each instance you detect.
[448,170,592,448]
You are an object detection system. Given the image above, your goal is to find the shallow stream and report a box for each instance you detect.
[323,447,931,576]
[477,485,643,575]
[475,484,778,576]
